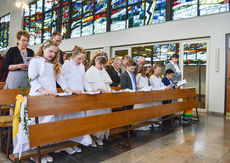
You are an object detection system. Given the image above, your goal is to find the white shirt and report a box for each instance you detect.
[136,73,149,89]
[86,66,112,91]
[62,59,91,92]
[150,75,166,90]
[28,56,67,96]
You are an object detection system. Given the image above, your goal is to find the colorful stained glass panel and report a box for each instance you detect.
[83,0,94,17]
[71,19,81,38]
[95,0,107,13]
[111,0,127,9]
[200,0,229,15]
[72,0,82,19]
[145,0,166,25]
[128,3,145,28]
[0,14,10,50]
[173,0,198,20]
[82,16,93,36]
[94,12,107,34]
[111,8,127,31]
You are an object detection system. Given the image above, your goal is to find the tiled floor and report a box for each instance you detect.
[1,113,230,163]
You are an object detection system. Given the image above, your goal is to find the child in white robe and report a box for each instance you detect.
[61,46,92,154]
[85,51,112,147]
[149,64,172,127]
[134,65,152,130]
[28,40,76,162]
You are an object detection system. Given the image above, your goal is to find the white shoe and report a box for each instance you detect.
[72,146,82,153]
[44,155,53,162]
[153,124,160,128]
[64,147,76,155]
[96,139,103,146]
[90,141,97,147]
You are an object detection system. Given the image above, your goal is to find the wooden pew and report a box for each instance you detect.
[9,88,198,162]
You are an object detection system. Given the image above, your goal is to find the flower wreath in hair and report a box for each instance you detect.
[95,55,106,60]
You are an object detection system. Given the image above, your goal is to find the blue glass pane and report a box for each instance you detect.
[71,19,81,38]
[200,0,229,15]
[72,0,82,19]
[173,0,198,20]
[95,0,107,13]
[128,0,142,5]
[145,0,166,25]
[111,0,127,9]
[82,16,93,36]
[128,3,144,28]
[94,12,107,34]
[111,8,127,31]
[83,0,94,17]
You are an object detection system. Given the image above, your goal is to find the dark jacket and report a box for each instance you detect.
[162,77,175,89]
[106,65,121,87]
[59,50,64,65]
[4,46,34,71]
[120,70,136,90]
[0,55,8,81]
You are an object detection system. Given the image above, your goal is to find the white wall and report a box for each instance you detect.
[1,0,230,113]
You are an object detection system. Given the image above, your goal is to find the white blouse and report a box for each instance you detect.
[85,65,112,91]
[150,75,166,90]
[136,73,149,89]
[28,56,67,96]
[62,59,91,92]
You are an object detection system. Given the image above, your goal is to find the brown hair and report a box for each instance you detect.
[126,59,137,67]
[16,30,30,40]
[35,40,61,79]
[87,51,107,70]
[51,31,62,38]
[106,58,115,66]
[72,46,86,56]
[137,65,150,77]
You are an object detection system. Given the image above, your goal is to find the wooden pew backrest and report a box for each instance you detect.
[28,88,198,148]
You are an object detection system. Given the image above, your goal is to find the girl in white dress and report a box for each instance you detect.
[61,46,92,154]
[28,40,75,162]
[85,51,112,147]
[134,65,152,130]
[136,65,151,89]
[149,64,172,127]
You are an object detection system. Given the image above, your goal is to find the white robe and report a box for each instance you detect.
[28,56,68,123]
[60,59,92,146]
[85,66,112,139]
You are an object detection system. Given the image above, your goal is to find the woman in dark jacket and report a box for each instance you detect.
[4,30,34,89]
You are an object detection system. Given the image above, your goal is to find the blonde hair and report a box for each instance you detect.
[35,40,61,79]
[72,45,86,56]
[87,51,107,70]
[149,64,161,77]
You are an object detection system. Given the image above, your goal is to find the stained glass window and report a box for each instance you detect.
[24,0,43,45]
[173,0,198,20]
[200,0,229,15]
[0,14,10,51]
[71,0,108,38]
[145,0,166,25]
[128,3,145,27]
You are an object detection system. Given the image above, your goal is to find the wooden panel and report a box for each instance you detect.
[28,88,196,118]
[9,141,79,161]
[0,89,22,105]
[29,99,198,147]
[0,88,63,105]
